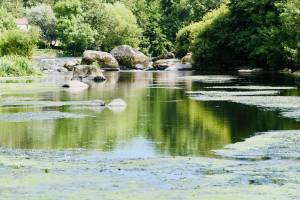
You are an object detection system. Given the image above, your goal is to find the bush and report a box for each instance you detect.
[0,29,39,57]
[176,3,229,58]
[0,8,16,32]
[0,56,40,77]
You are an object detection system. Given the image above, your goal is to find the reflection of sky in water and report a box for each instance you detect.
[110,137,159,159]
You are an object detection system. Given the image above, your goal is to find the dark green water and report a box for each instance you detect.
[0,71,300,157]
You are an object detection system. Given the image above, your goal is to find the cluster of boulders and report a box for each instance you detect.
[64,45,193,73]
[61,45,193,89]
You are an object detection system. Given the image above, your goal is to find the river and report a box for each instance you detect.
[0,71,299,199]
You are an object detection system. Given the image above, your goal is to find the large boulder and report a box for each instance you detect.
[72,65,106,82]
[110,45,151,69]
[81,50,119,70]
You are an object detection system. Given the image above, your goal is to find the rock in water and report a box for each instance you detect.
[62,80,89,89]
[90,100,105,106]
[181,53,192,64]
[72,65,106,81]
[107,99,127,113]
[82,50,119,70]
[63,60,80,71]
[110,45,151,69]
[153,59,192,71]
[152,52,175,62]
[153,59,181,70]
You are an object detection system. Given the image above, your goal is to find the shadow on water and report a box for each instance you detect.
[0,71,300,157]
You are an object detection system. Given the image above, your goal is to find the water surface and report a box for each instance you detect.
[0,71,300,157]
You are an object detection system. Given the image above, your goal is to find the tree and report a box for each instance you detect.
[54,0,82,19]
[99,2,142,52]
[56,16,95,55]
[27,4,57,46]
[278,0,300,69]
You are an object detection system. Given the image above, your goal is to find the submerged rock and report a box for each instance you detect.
[110,45,151,69]
[81,50,119,70]
[72,65,106,82]
[62,80,89,89]
[107,99,127,113]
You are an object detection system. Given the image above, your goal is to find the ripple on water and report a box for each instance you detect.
[205,86,297,90]
[186,90,280,96]
[0,111,89,122]
[178,75,238,83]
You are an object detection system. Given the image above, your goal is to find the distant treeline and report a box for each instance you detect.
[0,0,299,71]
[0,0,222,56]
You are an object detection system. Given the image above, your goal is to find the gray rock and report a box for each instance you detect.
[63,60,80,71]
[82,50,119,69]
[35,57,81,73]
[152,52,175,62]
[153,58,193,71]
[72,65,106,82]
[110,45,151,69]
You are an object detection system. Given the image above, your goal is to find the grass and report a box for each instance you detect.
[0,56,40,77]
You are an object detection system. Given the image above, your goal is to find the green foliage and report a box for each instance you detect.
[0,55,40,76]
[160,0,223,42]
[179,0,300,71]
[0,8,16,32]
[0,29,39,57]
[54,0,82,18]
[27,4,57,45]
[54,0,141,54]
[277,0,300,69]
[56,16,95,56]
[176,4,229,58]
[94,2,142,52]
[0,0,25,17]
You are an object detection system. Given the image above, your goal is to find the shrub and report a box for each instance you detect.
[175,3,229,58]
[0,56,40,77]
[0,8,16,32]
[0,29,39,57]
